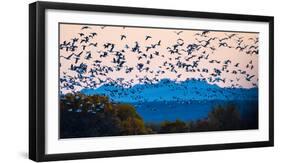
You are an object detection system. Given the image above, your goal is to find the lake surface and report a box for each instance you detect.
[130,100,258,123]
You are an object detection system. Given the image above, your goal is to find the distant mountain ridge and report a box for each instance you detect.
[80,79,258,103]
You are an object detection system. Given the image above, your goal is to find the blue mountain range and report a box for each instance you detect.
[80,79,258,103]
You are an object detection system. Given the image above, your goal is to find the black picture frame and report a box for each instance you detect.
[29,1,274,162]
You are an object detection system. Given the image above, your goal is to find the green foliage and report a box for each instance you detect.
[60,93,150,138]
[160,120,188,133]
[60,93,255,138]
[115,104,141,121]
[188,104,242,132]
[120,117,147,135]
[207,104,241,130]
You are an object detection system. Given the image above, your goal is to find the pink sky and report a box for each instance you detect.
[59,23,259,93]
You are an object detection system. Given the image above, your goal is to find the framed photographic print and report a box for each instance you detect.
[29,1,274,162]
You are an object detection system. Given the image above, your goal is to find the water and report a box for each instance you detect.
[130,100,258,123]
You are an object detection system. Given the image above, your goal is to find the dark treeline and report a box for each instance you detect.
[60,93,258,138]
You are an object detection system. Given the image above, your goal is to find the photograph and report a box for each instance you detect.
[28,1,274,161]
[59,23,259,139]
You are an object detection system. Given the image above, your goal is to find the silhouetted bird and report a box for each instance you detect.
[120,34,126,40]
[145,35,152,40]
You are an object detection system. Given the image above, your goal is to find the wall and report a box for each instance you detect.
[0,0,279,162]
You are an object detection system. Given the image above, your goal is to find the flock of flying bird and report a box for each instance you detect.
[59,25,259,96]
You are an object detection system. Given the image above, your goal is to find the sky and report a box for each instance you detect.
[59,23,259,94]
